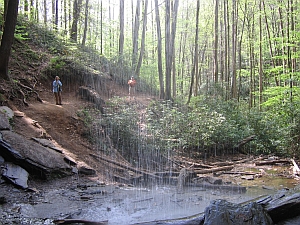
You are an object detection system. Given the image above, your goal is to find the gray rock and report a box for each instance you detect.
[0,106,14,118]
[78,165,96,175]
[203,199,273,225]
[2,162,29,189]
[0,130,72,179]
[0,111,11,130]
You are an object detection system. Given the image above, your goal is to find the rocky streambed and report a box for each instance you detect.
[1,172,300,225]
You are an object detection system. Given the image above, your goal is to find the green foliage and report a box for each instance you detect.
[77,108,93,126]
[50,57,66,70]
[145,97,253,156]
[14,25,29,41]
[102,97,140,158]
[76,107,102,142]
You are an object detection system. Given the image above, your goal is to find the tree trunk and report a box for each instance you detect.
[262,0,279,86]
[43,0,47,24]
[259,1,263,109]
[231,0,237,99]
[213,0,219,83]
[70,0,82,42]
[171,0,179,98]
[135,0,148,77]
[164,0,172,100]
[0,0,19,80]
[118,0,124,62]
[132,0,141,70]
[54,0,58,30]
[187,0,200,104]
[224,0,230,100]
[24,0,29,18]
[154,0,164,99]
[81,0,89,46]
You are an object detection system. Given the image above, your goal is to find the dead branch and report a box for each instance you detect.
[255,159,290,166]
[172,156,214,169]
[208,161,234,167]
[233,156,254,164]
[194,165,234,174]
[90,153,160,180]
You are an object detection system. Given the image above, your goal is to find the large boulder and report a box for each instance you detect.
[0,130,72,179]
[202,199,273,225]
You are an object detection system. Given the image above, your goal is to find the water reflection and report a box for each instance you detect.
[77,181,298,225]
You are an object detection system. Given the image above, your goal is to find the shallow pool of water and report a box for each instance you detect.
[75,181,297,225]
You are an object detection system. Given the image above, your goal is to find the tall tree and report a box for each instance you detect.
[213,0,219,83]
[187,0,200,104]
[262,0,279,86]
[54,0,59,29]
[132,0,141,69]
[70,0,82,42]
[43,0,47,25]
[165,0,172,100]
[164,0,178,100]
[154,0,164,99]
[231,0,238,99]
[135,0,148,77]
[171,0,179,97]
[82,0,89,46]
[223,0,230,100]
[24,0,29,18]
[30,0,34,20]
[259,1,263,109]
[0,0,20,80]
[100,0,103,54]
[118,0,124,62]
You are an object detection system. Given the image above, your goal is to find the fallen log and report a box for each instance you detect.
[255,159,290,166]
[222,171,257,176]
[189,182,247,193]
[90,153,160,180]
[208,161,234,167]
[233,156,254,164]
[54,219,108,225]
[194,165,234,174]
[171,157,214,169]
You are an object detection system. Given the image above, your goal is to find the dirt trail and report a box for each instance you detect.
[10,84,154,181]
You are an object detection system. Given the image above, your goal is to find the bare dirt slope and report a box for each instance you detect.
[9,80,150,179]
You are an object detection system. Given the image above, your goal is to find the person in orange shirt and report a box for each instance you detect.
[128,76,137,99]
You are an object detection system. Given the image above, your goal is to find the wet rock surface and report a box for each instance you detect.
[0,175,264,225]
[1,177,300,225]
[202,199,273,225]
